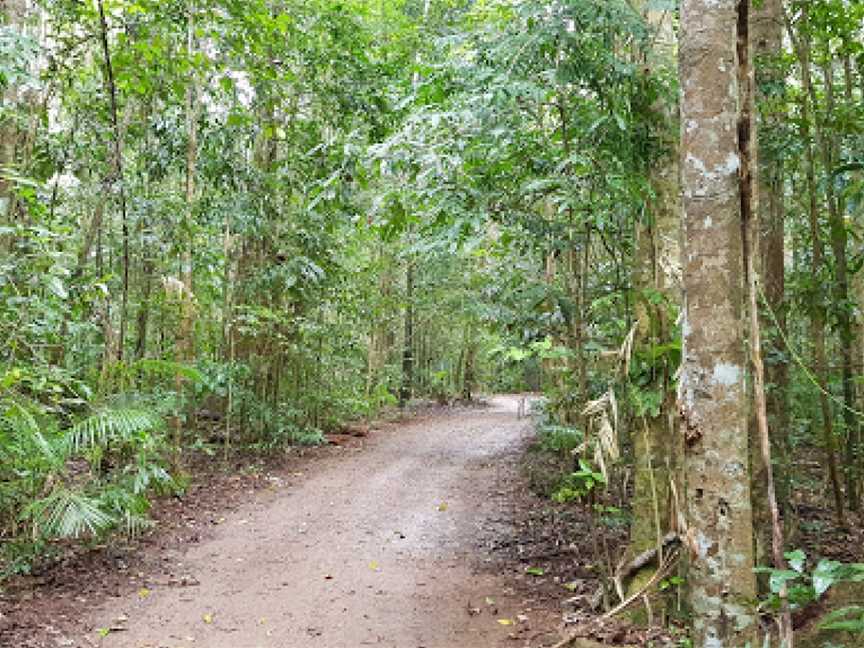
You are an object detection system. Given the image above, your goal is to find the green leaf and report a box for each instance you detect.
[813,559,842,598]
[819,605,864,632]
[45,275,68,300]
[786,549,806,573]
[768,569,801,595]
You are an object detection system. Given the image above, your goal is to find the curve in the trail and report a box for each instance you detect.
[89,395,550,648]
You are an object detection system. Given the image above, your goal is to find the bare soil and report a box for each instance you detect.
[1,395,575,648]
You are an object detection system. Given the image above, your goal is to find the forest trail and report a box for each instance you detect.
[89,395,556,648]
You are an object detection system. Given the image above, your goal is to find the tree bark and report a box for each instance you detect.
[679,1,758,644]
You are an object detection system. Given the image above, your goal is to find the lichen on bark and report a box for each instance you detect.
[679,0,758,645]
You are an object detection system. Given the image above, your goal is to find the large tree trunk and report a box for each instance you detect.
[679,1,757,644]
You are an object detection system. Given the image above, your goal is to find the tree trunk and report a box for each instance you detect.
[399,258,414,408]
[751,0,791,578]
[180,0,198,367]
[96,0,129,363]
[847,54,864,504]
[679,1,758,644]
[172,0,199,462]
[785,8,846,525]
[818,60,858,510]
[624,4,682,617]
[0,0,27,227]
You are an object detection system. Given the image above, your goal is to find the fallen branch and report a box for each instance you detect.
[615,531,680,583]
[551,547,681,648]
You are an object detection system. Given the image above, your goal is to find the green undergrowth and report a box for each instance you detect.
[525,408,608,504]
[0,357,375,580]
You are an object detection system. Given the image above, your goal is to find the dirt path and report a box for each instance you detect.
[87,395,560,648]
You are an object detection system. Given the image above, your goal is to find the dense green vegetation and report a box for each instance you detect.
[2,0,864,644]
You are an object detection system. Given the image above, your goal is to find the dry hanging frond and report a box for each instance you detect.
[618,323,638,377]
[598,411,619,463]
[581,388,621,480]
[582,391,611,418]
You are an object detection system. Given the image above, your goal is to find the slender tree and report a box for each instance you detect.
[0,0,27,225]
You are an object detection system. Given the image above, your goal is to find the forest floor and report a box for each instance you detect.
[4,395,863,648]
[1,394,595,648]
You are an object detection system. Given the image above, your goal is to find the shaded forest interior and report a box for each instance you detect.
[2,0,864,646]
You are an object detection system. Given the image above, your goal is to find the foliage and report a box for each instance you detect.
[2,4,863,646]
[756,549,864,619]
[551,458,607,503]
[0,395,172,575]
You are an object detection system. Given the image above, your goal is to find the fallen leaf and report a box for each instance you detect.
[525,567,545,576]
[137,588,151,599]
[437,502,448,512]
[97,628,110,638]
[202,613,214,624]
[563,581,580,591]
[369,561,379,571]
[497,618,514,626]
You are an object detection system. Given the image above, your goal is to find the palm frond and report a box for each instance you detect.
[121,510,155,537]
[98,486,155,538]
[23,488,114,540]
[1,399,65,466]
[131,359,204,384]
[67,408,162,453]
[131,462,173,495]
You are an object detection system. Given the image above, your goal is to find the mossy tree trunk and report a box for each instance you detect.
[624,3,682,620]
